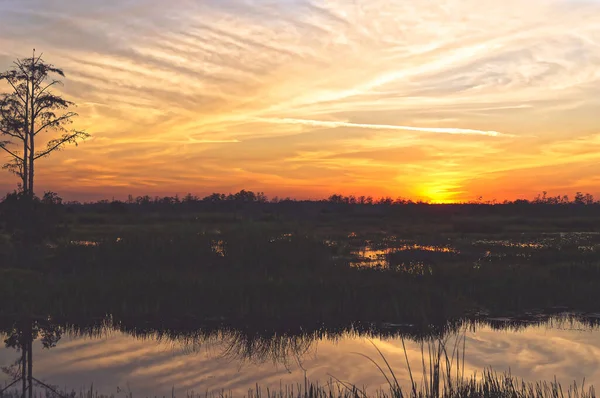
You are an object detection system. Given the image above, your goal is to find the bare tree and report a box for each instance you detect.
[0,50,89,196]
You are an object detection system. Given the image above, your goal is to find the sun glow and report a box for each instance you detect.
[1,0,600,201]
[418,183,464,204]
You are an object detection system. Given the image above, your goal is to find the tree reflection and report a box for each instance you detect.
[1,317,62,398]
[1,312,600,398]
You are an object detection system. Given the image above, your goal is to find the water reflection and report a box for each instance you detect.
[350,241,459,268]
[211,240,225,257]
[473,240,547,249]
[347,232,600,268]
[54,232,600,270]
[2,316,600,396]
[6,230,600,396]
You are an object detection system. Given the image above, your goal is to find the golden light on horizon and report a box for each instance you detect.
[416,183,463,204]
[0,0,599,202]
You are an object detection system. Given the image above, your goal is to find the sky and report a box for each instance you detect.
[0,0,599,202]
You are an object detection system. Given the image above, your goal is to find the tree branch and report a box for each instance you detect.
[34,130,89,160]
[34,113,77,135]
[3,78,27,105]
[0,142,24,160]
[34,80,61,101]
[34,95,73,117]
[0,127,25,140]
[0,107,26,125]
[2,157,24,179]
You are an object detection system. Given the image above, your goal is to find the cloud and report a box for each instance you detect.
[258,118,508,137]
[0,0,599,200]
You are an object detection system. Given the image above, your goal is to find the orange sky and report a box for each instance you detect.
[1,0,599,203]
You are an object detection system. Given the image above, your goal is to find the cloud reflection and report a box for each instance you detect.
[1,321,600,396]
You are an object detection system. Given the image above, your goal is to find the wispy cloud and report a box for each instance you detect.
[258,118,508,137]
[0,0,599,201]
[135,138,241,144]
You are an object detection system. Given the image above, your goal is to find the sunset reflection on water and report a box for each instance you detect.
[1,319,599,396]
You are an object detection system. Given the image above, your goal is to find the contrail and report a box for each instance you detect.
[259,118,507,137]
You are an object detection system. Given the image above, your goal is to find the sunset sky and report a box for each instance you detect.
[1,0,599,202]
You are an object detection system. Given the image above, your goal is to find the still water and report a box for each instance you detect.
[2,317,599,396]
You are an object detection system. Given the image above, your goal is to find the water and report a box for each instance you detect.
[348,232,600,268]
[2,317,599,396]
[5,231,600,396]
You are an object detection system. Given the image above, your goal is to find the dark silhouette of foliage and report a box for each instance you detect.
[0,50,89,196]
[54,190,600,208]
[0,191,67,246]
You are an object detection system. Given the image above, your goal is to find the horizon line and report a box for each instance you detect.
[2,189,592,205]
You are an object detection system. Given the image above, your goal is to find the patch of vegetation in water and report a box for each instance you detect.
[2,226,600,328]
[4,196,600,337]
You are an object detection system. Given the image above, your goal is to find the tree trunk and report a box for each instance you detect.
[28,131,33,196]
[27,322,33,398]
[21,342,26,398]
[22,139,28,193]
[22,77,29,196]
[28,56,35,197]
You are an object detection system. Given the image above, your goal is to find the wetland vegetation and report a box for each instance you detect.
[3,191,600,396]
[3,191,600,324]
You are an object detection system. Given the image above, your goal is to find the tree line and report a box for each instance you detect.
[13,189,597,207]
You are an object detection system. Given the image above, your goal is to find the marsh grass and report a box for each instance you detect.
[357,336,596,398]
[3,227,600,327]
[3,216,600,336]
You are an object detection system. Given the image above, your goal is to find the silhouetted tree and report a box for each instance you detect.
[328,194,344,204]
[136,195,151,205]
[232,190,257,202]
[377,196,394,206]
[0,191,66,246]
[183,193,199,203]
[0,53,83,396]
[41,191,62,205]
[256,191,268,203]
[0,50,89,196]
[572,192,594,205]
[204,193,226,202]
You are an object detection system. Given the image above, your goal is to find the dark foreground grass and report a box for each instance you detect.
[0,376,596,398]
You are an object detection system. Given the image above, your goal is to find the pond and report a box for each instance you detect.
[1,315,599,396]
[4,230,600,396]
